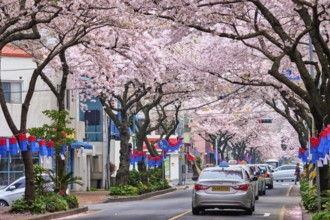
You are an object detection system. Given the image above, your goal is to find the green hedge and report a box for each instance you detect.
[110,169,170,196]
[300,177,330,220]
[10,192,78,214]
[110,185,138,196]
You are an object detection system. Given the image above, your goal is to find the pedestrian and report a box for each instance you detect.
[294,162,301,185]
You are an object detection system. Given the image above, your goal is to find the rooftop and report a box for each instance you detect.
[1,44,32,58]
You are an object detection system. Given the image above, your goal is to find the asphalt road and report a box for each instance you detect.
[59,182,302,220]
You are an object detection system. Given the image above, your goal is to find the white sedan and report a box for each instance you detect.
[273,165,303,182]
[0,175,53,206]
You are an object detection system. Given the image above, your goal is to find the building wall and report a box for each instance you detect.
[0,56,55,135]
[0,55,91,191]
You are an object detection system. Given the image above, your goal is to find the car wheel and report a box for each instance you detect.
[192,204,200,215]
[0,200,8,207]
[268,184,273,189]
[245,203,253,215]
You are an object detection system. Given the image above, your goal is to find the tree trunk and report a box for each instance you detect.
[137,161,146,173]
[319,164,329,192]
[56,155,67,192]
[313,115,330,191]
[22,150,35,204]
[57,98,67,193]
[115,132,130,185]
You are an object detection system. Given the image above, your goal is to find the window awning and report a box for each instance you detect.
[70,141,93,149]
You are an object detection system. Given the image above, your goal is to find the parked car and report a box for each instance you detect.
[273,165,304,182]
[246,164,266,196]
[258,164,274,189]
[229,164,260,200]
[192,163,257,215]
[0,175,52,206]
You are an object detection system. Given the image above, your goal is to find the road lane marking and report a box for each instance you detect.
[278,205,286,220]
[285,185,293,197]
[264,213,271,217]
[168,209,191,220]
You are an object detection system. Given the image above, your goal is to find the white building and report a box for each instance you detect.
[0,45,91,191]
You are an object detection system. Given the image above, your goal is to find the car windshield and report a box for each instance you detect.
[267,162,278,169]
[200,170,243,180]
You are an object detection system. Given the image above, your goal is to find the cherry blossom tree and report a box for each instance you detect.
[0,0,119,203]
[0,0,68,203]
[130,0,330,190]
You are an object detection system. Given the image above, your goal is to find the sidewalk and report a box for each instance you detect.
[72,190,110,206]
[286,184,312,220]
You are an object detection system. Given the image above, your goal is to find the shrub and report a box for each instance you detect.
[300,180,330,213]
[110,185,138,196]
[64,195,79,209]
[10,192,79,214]
[127,170,142,187]
[29,196,47,214]
[136,182,150,195]
[89,187,98,192]
[301,183,317,212]
[10,198,30,213]
[33,165,52,196]
[148,168,162,186]
[10,196,47,214]
[44,193,68,212]
[312,211,330,220]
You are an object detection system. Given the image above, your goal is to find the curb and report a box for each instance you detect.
[299,202,313,220]
[25,207,88,220]
[104,188,176,203]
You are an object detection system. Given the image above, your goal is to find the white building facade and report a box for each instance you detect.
[0,45,91,191]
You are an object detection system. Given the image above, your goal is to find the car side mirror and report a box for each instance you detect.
[254,171,260,176]
[271,170,274,172]
[192,175,199,181]
[7,185,16,191]
[251,176,258,181]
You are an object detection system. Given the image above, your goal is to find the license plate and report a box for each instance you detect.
[212,186,230,191]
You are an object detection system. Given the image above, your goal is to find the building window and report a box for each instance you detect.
[80,98,103,142]
[0,152,39,187]
[2,81,22,103]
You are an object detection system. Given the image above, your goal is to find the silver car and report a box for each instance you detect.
[192,165,257,215]
[258,164,274,189]
[247,164,266,196]
[0,176,26,206]
[273,165,303,182]
[229,164,260,200]
[0,175,53,206]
